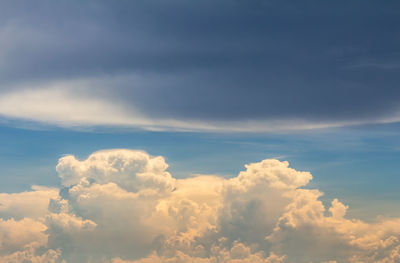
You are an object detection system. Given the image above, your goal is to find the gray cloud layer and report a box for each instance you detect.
[1,0,400,130]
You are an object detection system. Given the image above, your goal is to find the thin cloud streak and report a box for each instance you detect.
[1,76,400,132]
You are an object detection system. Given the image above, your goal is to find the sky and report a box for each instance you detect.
[1,1,400,262]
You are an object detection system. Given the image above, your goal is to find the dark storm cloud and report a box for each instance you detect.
[1,0,400,124]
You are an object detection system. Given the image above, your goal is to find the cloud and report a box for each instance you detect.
[1,1,400,131]
[0,186,58,219]
[0,217,47,255]
[0,82,152,128]
[0,247,63,263]
[0,78,357,132]
[1,149,400,262]
[1,78,397,132]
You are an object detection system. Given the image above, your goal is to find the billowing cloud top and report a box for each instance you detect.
[1,149,400,262]
[0,1,400,131]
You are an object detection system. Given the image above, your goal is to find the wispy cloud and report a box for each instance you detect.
[2,76,400,132]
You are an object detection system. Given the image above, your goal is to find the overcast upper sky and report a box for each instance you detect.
[1,0,400,131]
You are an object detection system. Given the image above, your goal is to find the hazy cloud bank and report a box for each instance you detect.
[0,149,399,262]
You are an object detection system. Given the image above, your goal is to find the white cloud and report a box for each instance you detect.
[0,82,152,128]
[0,246,64,263]
[0,218,47,255]
[56,149,175,193]
[1,149,400,262]
[0,186,58,219]
[2,76,399,132]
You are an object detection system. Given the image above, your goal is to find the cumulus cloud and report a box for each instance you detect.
[0,186,58,219]
[0,218,47,255]
[1,149,400,262]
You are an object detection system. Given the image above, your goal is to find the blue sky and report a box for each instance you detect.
[1,1,400,262]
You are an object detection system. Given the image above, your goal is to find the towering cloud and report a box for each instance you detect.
[1,149,400,262]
